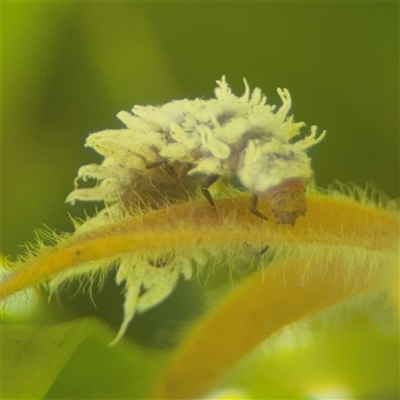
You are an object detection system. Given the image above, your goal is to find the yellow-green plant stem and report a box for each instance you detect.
[1,192,398,301]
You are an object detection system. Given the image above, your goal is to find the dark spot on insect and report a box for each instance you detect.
[75,250,81,256]
[243,127,270,140]
[231,127,271,156]
[269,151,296,161]
[217,111,235,126]
[146,160,165,169]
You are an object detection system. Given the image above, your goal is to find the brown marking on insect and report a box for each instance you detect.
[120,161,199,211]
[262,178,306,226]
[216,111,235,126]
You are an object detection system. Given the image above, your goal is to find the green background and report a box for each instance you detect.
[2,2,399,343]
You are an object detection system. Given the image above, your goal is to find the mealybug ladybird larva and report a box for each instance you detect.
[67,76,325,226]
[64,77,326,343]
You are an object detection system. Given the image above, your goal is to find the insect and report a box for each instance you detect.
[64,77,326,343]
[67,76,325,226]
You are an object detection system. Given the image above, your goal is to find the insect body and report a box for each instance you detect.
[67,76,325,226]
[64,77,326,343]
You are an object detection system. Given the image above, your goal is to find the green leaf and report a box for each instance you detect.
[2,318,170,399]
[206,291,399,400]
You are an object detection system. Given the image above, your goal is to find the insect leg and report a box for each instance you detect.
[201,174,220,206]
[146,160,165,169]
[148,251,175,268]
[244,243,270,257]
[254,245,270,256]
[146,160,179,180]
[248,194,269,220]
[163,164,179,180]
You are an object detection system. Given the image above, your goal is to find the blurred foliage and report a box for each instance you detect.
[2,3,399,398]
[2,317,169,399]
[207,291,399,399]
